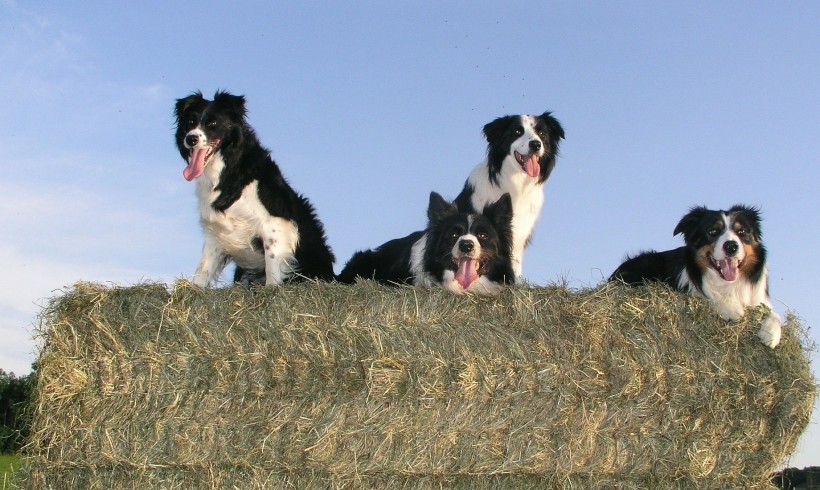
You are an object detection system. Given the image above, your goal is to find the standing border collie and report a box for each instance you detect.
[174,91,335,286]
[610,205,781,348]
[454,112,564,280]
[337,192,515,295]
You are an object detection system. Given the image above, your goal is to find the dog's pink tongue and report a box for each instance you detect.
[455,257,479,289]
[524,154,540,178]
[183,148,208,181]
[718,258,740,282]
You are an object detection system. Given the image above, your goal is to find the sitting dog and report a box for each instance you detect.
[338,192,514,295]
[174,90,335,286]
[610,205,781,348]
[454,112,564,279]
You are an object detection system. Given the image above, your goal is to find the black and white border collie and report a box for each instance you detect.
[337,192,514,295]
[610,205,781,348]
[174,91,335,286]
[454,112,564,280]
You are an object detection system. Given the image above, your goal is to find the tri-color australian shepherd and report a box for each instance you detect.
[454,112,564,280]
[174,90,335,286]
[337,192,514,295]
[610,205,781,348]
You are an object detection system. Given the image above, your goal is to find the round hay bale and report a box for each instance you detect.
[19,280,815,489]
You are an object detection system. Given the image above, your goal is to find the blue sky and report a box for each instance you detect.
[1,0,817,468]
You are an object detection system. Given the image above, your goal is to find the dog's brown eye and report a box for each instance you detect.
[708,229,719,237]
[737,228,747,236]
[477,233,488,240]
[207,121,217,128]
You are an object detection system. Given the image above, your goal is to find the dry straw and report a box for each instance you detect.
[19,280,816,489]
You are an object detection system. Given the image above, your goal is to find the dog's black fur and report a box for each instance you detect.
[610,205,781,348]
[174,91,334,286]
[453,112,564,278]
[338,192,515,294]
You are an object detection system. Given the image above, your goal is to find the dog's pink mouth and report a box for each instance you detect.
[514,151,541,178]
[183,139,220,182]
[709,254,742,282]
[453,256,482,289]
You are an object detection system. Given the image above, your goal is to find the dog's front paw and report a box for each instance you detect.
[192,270,211,288]
[192,277,209,288]
[758,314,782,349]
[714,301,745,321]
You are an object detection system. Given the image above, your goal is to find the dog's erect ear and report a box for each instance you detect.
[484,193,514,251]
[213,91,248,120]
[483,193,513,229]
[174,91,204,121]
[482,115,516,144]
[673,206,710,240]
[427,192,457,223]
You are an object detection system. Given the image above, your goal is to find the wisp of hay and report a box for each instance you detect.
[19,280,816,489]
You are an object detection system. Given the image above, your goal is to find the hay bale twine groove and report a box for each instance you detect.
[20,280,815,489]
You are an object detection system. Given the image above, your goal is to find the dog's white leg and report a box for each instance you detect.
[507,239,524,279]
[758,311,782,348]
[755,288,782,348]
[511,253,523,280]
[260,218,299,286]
[192,234,227,287]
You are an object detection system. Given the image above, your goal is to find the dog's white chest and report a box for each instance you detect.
[195,158,269,267]
[467,160,544,277]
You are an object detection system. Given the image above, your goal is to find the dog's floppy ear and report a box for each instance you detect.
[213,90,248,120]
[427,192,457,224]
[673,205,710,241]
[534,111,565,183]
[482,115,515,144]
[539,111,565,143]
[174,91,204,121]
[728,204,762,240]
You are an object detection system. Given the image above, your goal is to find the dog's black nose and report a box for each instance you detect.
[185,134,199,147]
[529,140,542,152]
[723,241,739,256]
[458,240,474,254]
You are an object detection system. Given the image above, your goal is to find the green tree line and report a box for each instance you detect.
[0,369,32,453]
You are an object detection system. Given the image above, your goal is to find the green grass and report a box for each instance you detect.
[0,454,20,489]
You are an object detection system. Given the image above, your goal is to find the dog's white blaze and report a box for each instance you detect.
[452,217,479,259]
[184,128,208,150]
[191,152,300,287]
[711,213,745,262]
[451,234,479,259]
[510,115,544,158]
